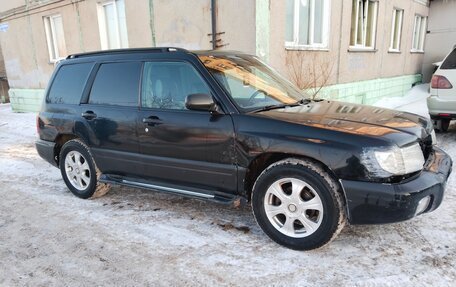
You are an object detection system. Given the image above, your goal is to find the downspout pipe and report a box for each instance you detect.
[211,0,217,50]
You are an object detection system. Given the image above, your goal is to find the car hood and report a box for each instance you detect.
[252,100,431,143]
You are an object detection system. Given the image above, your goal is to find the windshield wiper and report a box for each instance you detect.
[250,102,300,113]
[249,98,313,113]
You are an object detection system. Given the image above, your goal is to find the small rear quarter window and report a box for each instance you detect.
[47,63,93,104]
[441,49,456,70]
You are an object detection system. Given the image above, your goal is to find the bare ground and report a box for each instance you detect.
[0,104,455,287]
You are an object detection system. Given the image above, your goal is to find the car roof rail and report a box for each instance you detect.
[66,47,189,59]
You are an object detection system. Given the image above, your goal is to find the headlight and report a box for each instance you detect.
[431,129,437,145]
[362,143,425,177]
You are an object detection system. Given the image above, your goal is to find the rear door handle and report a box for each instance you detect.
[142,116,162,126]
[82,111,97,120]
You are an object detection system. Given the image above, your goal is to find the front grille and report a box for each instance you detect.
[420,134,433,160]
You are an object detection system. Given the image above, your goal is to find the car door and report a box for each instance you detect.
[137,60,237,194]
[77,61,142,176]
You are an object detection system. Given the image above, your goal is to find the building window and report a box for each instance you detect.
[350,0,378,49]
[43,15,67,62]
[285,0,330,49]
[97,0,129,50]
[411,15,427,52]
[389,9,403,52]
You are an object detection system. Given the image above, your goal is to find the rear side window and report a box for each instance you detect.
[47,63,93,104]
[441,49,456,69]
[89,62,142,106]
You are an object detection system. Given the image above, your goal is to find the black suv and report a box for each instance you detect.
[36,48,452,250]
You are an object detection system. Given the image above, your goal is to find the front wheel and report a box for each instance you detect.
[59,139,110,199]
[251,158,346,250]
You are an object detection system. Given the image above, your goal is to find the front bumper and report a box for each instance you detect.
[341,147,452,224]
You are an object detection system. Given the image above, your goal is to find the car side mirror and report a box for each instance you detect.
[185,93,217,112]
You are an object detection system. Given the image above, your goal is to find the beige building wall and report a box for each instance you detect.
[0,0,26,14]
[152,0,212,50]
[0,0,256,90]
[217,0,256,54]
[268,0,429,86]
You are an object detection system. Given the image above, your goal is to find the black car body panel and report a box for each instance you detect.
[36,48,452,225]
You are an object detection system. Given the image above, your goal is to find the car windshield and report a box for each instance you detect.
[198,54,307,111]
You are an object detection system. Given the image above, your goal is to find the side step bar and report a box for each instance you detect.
[122,179,214,199]
[99,174,245,206]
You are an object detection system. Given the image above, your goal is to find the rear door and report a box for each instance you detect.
[436,48,456,100]
[136,60,237,194]
[78,61,142,176]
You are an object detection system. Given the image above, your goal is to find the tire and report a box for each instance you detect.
[251,158,346,250]
[59,139,110,199]
[434,119,450,133]
[441,119,450,132]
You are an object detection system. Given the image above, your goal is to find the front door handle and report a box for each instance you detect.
[142,116,162,126]
[82,111,97,120]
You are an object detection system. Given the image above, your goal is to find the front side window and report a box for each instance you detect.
[97,0,129,50]
[48,63,93,104]
[44,14,67,62]
[141,62,211,110]
[199,54,305,111]
[285,0,330,48]
[389,9,403,52]
[350,0,378,49]
[89,62,142,106]
[411,15,427,52]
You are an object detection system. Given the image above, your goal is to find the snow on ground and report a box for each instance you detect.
[373,83,431,118]
[0,97,455,286]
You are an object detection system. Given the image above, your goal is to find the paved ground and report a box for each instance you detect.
[0,103,455,287]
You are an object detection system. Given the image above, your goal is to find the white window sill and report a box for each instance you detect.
[388,49,401,54]
[410,49,425,54]
[285,45,329,52]
[348,46,377,53]
[48,58,65,65]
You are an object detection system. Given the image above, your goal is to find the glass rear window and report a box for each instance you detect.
[89,62,142,106]
[47,63,93,104]
[441,49,456,70]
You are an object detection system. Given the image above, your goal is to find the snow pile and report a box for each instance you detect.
[373,83,431,118]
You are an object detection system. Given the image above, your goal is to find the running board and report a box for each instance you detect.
[99,174,243,205]
[122,179,214,199]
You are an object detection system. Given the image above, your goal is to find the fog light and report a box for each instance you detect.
[416,196,431,215]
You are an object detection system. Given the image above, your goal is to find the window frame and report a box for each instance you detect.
[389,8,404,53]
[349,0,379,51]
[43,14,67,62]
[285,0,331,50]
[97,0,129,50]
[411,14,427,53]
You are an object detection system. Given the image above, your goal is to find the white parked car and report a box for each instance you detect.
[428,47,456,132]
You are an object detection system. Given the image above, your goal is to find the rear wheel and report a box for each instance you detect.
[434,118,451,132]
[251,158,346,250]
[59,139,110,199]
